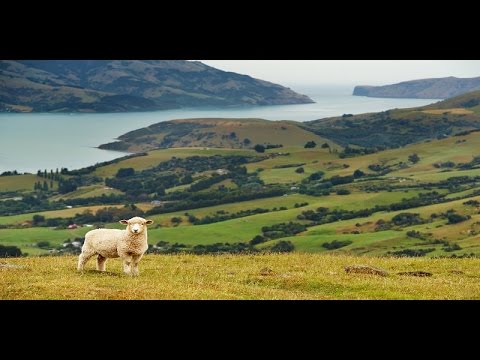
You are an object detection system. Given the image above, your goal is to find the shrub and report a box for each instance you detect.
[249,235,266,245]
[295,167,305,174]
[116,168,135,178]
[254,144,265,153]
[408,153,420,164]
[37,241,50,248]
[304,141,317,149]
[353,169,365,178]
[0,245,22,257]
[321,240,352,250]
[336,189,351,195]
[271,241,295,252]
[447,213,470,224]
[391,213,423,226]
[388,248,434,257]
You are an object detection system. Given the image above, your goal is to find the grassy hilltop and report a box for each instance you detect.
[1,254,479,299]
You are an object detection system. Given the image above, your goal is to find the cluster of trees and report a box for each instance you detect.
[387,248,435,257]
[105,155,262,198]
[0,170,19,176]
[29,204,144,228]
[190,207,273,225]
[147,240,294,254]
[457,156,480,170]
[321,240,352,250]
[0,244,22,257]
[253,144,284,153]
[147,186,287,216]
[37,168,62,181]
[0,194,64,216]
[260,222,307,240]
[434,161,456,169]
[33,180,54,192]
[339,146,384,158]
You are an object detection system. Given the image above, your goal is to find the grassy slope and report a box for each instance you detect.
[0,174,57,192]
[93,147,254,178]
[1,254,479,299]
[100,118,336,153]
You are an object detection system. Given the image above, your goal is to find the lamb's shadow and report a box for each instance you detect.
[80,270,124,277]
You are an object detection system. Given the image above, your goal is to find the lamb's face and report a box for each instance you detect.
[120,217,154,235]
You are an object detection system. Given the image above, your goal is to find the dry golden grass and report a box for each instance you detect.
[421,108,473,115]
[1,254,479,299]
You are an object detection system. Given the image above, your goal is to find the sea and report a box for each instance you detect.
[0,85,441,174]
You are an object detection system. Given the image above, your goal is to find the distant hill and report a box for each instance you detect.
[304,90,480,148]
[99,118,333,152]
[353,76,480,99]
[0,60,313,113]
[100,91,480,152]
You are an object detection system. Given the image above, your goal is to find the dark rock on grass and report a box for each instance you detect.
[397,271,432,277]
[259,267,276,276]
[344,265,388,277]
[449,270,464,275]
[0,262,27,269]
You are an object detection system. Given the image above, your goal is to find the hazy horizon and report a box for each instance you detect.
[199,60,480,87]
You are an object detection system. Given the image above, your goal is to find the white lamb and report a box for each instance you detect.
[77,216,154,276]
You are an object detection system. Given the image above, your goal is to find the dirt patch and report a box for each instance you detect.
[345,265,388,277]
[397,271,432,277]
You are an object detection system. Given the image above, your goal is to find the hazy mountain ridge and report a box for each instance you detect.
[353,76,480,99]
[0,60,313,112]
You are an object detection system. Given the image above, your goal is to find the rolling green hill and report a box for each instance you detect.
[3,92,480,260]
[0,60,313,113]
[2,129,480,258]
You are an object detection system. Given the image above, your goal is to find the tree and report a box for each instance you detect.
[409,153,420,164]
[43,181,49,191]
[254,144,265,153]
[243,138,251,145]
[271,241,294,252]
[32,214,45,225]
[321,143,330,149]
[304,141,317,149]
[171,217,183,225]
[353,169,365,178]
[336,189,351,195]
[0,245,22,257]
[249,235,266,245]
[116,168,135,178]
[295,167,305,174]
[58,179,78,194]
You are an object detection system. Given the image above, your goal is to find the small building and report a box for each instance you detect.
[216,169,229,175]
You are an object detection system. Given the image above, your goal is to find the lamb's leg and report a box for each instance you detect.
[96,255,107,271]
[131,254,143,276]
[123,255,133,275]
[77,250,95,271]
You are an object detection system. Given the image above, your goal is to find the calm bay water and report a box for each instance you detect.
[0,86,440,174]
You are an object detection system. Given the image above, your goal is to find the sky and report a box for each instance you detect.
[200,60,480,87]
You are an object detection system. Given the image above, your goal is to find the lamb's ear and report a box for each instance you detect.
[145,220,154,225]
[119,220,129,225]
